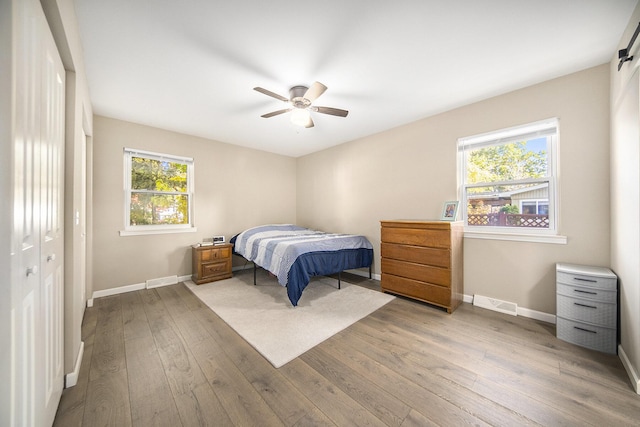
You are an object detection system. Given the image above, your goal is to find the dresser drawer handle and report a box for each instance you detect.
[574,302,597,309]
[574,289,597,295]
[574,326,597,334]
[574,277,597,283]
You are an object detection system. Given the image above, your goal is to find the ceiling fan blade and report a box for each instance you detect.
[261,108,291,118]
[304,81,327,102]
[254,87,289,103]
[314,106,349,117]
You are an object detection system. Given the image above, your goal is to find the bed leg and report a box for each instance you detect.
[254,263,257,285]
[369,265,372,279]
[338,272,341,289]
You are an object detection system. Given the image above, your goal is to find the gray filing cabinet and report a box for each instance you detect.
[556,263,617,354]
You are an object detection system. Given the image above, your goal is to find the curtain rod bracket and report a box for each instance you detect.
[618,22,640,71]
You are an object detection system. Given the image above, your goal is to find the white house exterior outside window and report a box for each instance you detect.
[458,118,564,243]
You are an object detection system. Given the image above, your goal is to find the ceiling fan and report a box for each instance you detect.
[253,81,348,128]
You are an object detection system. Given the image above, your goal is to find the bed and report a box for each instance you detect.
[232,224,374,306]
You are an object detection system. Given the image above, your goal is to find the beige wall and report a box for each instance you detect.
[298,64,611,315]
[610,1,640,393]
[91,116,297,292]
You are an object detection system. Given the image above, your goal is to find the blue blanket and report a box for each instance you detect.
[234,225,374,306]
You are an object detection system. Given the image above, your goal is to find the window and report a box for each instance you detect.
[458,119,561,240]
[121,148,195,235]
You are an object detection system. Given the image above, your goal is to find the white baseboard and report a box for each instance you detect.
[517,306,556,324]
[619,344,640,394]
[64,341,84,388]
[92,281,145,300]
[91,274,194,301]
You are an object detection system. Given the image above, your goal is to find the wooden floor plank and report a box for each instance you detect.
[142,289,233,426]
[279,358,388,427]
[88,296,126,382]
[82,369,133,427]
[301,344,413,426]
[55,273,640,426]
[121,291,183,427]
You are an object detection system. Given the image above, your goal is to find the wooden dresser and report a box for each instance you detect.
[380,220,463,313]
[191,243,233,284]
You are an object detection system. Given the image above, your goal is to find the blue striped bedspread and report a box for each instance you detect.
[234,224,374,305]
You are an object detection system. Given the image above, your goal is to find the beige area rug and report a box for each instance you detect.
[185,271,395,368]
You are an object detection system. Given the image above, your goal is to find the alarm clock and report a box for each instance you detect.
[212,235,225,245]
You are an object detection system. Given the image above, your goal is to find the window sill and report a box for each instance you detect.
[120,227,197,237]
[464,230,567,244]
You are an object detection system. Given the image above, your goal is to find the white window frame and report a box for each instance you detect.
[120,148,197,236]
[457,118,566,244]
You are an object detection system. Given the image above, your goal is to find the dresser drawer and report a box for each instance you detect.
[556,294,616,328]
[381,227,450,249]
[381,242,450,268]
[556,264,617,291]
[556,282,616,304]
[381,258,450,287]
[381,273,451,308]
[556,317,616,354]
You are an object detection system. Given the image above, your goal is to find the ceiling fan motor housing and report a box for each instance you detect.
[290,86,311,108]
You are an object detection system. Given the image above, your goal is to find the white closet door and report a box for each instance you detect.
[12,0,65,425]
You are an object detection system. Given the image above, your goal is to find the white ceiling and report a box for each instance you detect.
[74,0,638,158]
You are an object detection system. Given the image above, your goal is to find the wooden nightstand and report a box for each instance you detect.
[191,243,233,284]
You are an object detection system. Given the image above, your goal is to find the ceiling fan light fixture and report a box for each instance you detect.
[290,108,311,127]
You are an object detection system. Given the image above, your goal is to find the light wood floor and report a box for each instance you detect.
[54,270,640,426]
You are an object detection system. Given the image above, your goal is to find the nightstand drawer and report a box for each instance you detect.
[203,260,231,277]
[201,246,231,261]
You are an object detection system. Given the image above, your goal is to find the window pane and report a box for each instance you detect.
[130,192,189,225]
[466,138,548,184]
[466,182,549,229]
[131,156,187,192]
[522,202,537,214]
[538,203,549,215]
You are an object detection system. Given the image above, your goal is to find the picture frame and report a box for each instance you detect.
[441,201,459,221]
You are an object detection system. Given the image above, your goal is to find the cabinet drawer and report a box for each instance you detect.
[556,317,616,354]
[381,242,450,268]
[381,273,451,307]
[556,294,616,328]
[556,282,616,304]
[201,246,231,261]
[381,227,450,248]
[202,260,231,278]
[381,258,450,287]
